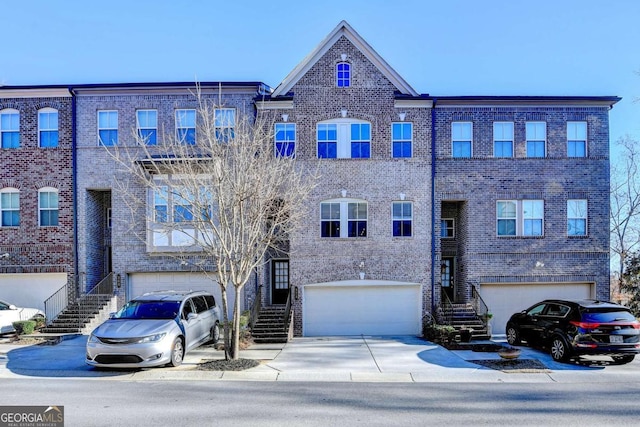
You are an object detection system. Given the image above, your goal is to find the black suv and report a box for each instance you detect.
[506,299,640,364]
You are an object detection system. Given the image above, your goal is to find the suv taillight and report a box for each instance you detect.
[570,321,600,329]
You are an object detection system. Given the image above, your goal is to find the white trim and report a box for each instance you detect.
[0,88,71,98]
[394,99,433,109]
[255,99,294,110]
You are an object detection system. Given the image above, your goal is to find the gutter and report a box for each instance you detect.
[70,87,79,296]
[430,98,437,314]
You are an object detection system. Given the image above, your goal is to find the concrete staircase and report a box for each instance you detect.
[41,294,116,335]
[250,305,291,343]
[445,303,490,341]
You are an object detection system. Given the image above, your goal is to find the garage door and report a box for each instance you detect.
[0,273,67,311]
[128,272,237,317]
[303,280,421,336]
[482,282,593,336]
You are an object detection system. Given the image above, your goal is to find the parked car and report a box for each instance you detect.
[86,290,221,368]
[506,299,640,364]
[0,299,45,334]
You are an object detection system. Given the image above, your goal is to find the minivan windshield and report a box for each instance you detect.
[114,300,180,320]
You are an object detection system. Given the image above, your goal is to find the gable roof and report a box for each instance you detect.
[271,20,418,98]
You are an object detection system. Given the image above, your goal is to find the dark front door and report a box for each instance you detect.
[271,260,290,304]
[441,257,455,302]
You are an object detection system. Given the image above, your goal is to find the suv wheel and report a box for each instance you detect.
[550,335,570,362]
[506,324,521,345]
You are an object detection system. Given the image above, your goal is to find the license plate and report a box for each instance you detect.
[610,335,623,343]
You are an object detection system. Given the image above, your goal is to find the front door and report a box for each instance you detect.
[271,260,290,304]
[441,257,455,302]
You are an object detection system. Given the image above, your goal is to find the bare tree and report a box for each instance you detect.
[104,89,317,359]
[610,135,640,278]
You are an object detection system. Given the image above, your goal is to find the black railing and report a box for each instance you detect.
[441,290,454,325]
[44,283,69,326]
[283,288,292,331]
[249,285,263,330]
[78,273,114,329]
[471,284,489,323]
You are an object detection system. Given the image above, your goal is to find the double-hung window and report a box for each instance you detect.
[98,110,118,146]
[0,109,20,149]
[392,201,412,237]
[441,218,455,238]
[176,109,196,144]
[320,199,367,238]
[39,108,59,148]
[452,122,472,158]
[215,108,235,142]
[274,123,296,157]
[526,122,546,157]
[317,119,371,159]
[137,110,157,145]
[392,122,412,158]
[497,200,544,236]
[493,122,514,157]
[567,199,587,236]
[567,121,587,157]
[0,188,19,227]
[336,62,351,87]
[39,188,59,227]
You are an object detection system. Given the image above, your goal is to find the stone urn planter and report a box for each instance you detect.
[459,328,473,343]
[498,347,521,359]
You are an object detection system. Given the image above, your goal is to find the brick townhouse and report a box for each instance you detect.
[0,21,618,336]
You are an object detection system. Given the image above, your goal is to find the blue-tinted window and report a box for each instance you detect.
[567,199,587,236]
[392,122,412,158]
[497,201,517,236]
[317,124,337,158]
[320,202,340,237]
[137,110,157,145]
[526,122,546,158]
[392,202,412,237]
[154,187,168,223]
[452,122,472,158]
[0,190,19,227]
[98,111,118,146]
[337,62,350,87]
[176,109,196,145]
[347,202,367,237]
[275,123,296,157]
[567,122,587,158]
[350,123,370,158]
[39,109,58,148]
[0,110,20,149]
[493,122,513,158]
[215,108,235,142]
[39,190,59,226]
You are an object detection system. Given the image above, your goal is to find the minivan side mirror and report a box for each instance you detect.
[187,313,198,321]
[9,304,17,310]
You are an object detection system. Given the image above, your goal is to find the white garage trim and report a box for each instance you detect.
[128,272,238,317]
[481,282,594,336]
[0,273,67,311]
[302,279,422,337]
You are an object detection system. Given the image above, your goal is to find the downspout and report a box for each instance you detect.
[70,87,79,297]
[430,98,437,315]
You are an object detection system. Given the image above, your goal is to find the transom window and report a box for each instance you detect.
[317,119,371,159]
[320,199,367,238]
[98,110,118,146]
[567,121,587,157]
[0,109,20,149]
[392,122,412,158]
[0,188,19,227]
[137,110,157,145]
[39,188,59,227]
[497,199,544,236]
[526,121,546,158]
[392,201,412,237]
[452,122,472,158]
[567,199,587,236]
[336,62,351,87]
[176,109,196,145]
[493,122,514,158]
[39,108,59,148]
[441,218,455,238]
[215,108,235,142]
[274,123,296,157]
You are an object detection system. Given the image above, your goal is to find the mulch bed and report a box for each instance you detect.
[471,358,550,373]
[198,358,260,371]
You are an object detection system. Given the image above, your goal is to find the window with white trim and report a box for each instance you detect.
[39,108,59,148]
[137,109,157,145]
[274,123,295,157]
[452,122,472,158]
[441,218,454,238]
[0,109,20,149]
[320,199,367,238]
[567,121,587,157]
[493,122,514,157]
[497,199,544,236]
[317,119,371,159]
[98,110,118,146]
[215,108,235,142]
[567,199,587,236]
[0,188,19,227]
[176,109,196,145]
[38,187,59,227]
[392,201,412,237]
[526,121,546,158]
[336,62,351,87]
[392,122,412,158]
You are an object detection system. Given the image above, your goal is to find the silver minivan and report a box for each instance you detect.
[86,290,221,368]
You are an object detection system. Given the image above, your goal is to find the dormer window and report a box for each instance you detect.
[336,62,351,87]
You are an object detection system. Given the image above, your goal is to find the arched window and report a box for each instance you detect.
[336,62,351,87]
[0,188,20,227]
[0,108,20,148]
[38,187,59,227]
[39,108,59,148]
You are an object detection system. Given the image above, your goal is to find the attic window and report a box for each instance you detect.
[337,62,351,87]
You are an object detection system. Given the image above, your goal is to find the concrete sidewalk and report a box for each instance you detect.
[1,335,639,383]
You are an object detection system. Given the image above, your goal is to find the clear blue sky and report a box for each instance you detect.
[2,0,638,152]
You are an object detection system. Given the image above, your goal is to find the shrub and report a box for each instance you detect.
[423,323,456,345]
[32,316,46,330]
[12,320,36,335]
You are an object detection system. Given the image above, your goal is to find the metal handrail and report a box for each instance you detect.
[44,283,69,326]
[440,291,454,325]
[249,285,262,330]
[471,284,489,322]
[283,288,292,331]
[78,272,114,328]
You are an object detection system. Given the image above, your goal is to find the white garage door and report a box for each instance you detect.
[303,280,421,336]
[482,282,593,336]
[0,273,67,311]
[128,272,237,317]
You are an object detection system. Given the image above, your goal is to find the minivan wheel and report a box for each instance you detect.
[611,355,635,365]
[550,336,570,362]
[169,337,184,367]
[210,322,220,344]
[506,325,521,345]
